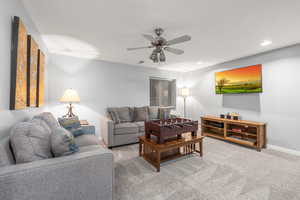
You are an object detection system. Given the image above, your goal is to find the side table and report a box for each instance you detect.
[80,120,96,135]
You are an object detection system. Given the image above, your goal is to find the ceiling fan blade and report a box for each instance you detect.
[164,47,184,55]
[127,46,153,51]
[142,34,156,42]
[166,35,191,46]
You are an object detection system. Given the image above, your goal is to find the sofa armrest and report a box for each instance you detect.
[0,148,114,200]
[81,125,96,135]
[100,117,115,147]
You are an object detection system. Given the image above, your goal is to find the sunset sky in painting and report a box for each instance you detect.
[216,64,262,83]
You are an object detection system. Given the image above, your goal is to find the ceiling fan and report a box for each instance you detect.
[127,28,191,63]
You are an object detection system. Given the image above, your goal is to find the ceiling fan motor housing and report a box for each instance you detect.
[155,28,164,36]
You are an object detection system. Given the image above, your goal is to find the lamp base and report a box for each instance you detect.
[63,104,77,118]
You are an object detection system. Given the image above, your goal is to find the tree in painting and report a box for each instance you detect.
[216,78,229,93]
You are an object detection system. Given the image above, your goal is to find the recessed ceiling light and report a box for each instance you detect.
[196,61,203,65]
[261,40,272,46]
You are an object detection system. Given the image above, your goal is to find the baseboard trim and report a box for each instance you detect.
[268,144,300,156]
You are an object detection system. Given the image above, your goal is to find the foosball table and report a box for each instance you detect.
[140,118,203,172]
[145,118,199,144]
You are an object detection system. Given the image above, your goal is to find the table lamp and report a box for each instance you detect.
[180,87,190,118]
[60,89,80,118]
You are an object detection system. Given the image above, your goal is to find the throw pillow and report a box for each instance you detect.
[58,117,84,137]
[51,127,79,157]
[107,108,121,124]
[148,106,159,120]
[10,122,53,164]
[134,106,149,121]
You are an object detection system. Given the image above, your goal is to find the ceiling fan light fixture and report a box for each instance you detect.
[154,54,159,63]
[159,51,166,62]
[150,51,156,60]
[150,51,159,63]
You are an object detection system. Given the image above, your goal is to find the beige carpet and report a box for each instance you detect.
[112,138,300,200]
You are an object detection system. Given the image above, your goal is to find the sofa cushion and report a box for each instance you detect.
[134,121,145,132]
[108,107,132,123]
[78,145,103,153]
[33,112,60,131]
[51,127,79,157]
[75,135,100,147]
[148,106,159,120]
[58,116,84,137]
[30,118,52,133]
[114,123,139,135]
[0,137,15,167]
[10,122,53,164]
[107,108,121,124]
[113,133,140,146]
[134,106,149,122]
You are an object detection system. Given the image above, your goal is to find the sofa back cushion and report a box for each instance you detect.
[134,106,149,122]
[74,134,100,147]
[10,122,53,164]
[30,118,52,134]
[116,107,132,122]
[148,106,159,120]
[107,108,120,123]
[107,107,133,123]
[58,116,84,137]
[33,112,60,132]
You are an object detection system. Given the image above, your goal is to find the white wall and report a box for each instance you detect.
[48,54,184,137]
[184,44,300,151]
[0,0,48,139]
[47,44,300,151]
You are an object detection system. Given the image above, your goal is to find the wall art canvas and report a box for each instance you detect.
[37,49,45,107]
[10,16,28,110]
[215,64,262,94]
[27,35,38,107]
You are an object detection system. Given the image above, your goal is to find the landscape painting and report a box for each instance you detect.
[215,64,262,94]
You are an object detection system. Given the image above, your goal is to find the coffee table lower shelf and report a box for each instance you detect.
[139,134,204,172]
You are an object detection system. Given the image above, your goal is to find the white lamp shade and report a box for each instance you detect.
[180,87,190,97]
[60,89,80,103]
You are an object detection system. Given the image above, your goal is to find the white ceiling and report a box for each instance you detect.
[22,0,300,72]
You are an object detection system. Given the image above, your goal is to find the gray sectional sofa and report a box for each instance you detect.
[0,112,113,200]
[101,106,174,148]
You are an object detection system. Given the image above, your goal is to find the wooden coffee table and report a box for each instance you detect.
[139,134,204,172]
